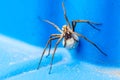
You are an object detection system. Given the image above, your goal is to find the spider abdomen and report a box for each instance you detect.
[63,34,79,49]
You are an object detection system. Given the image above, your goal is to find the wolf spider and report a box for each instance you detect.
[37,2,107,74]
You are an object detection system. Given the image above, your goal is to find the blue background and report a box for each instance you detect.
[0,0,120,80]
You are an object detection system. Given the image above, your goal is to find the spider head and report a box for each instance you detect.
[62,25,69,32]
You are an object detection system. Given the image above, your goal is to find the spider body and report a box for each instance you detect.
[62,25,79,48]
[37,2,107,74]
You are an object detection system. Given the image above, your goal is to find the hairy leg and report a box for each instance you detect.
[72,20,101,31]
[38,17,62,33]
[62,2,71,28]
[63,38,67,47]
[37,36,59,70]
[46,34,61,57]
[49,35,64,74]
[74,32,107,56]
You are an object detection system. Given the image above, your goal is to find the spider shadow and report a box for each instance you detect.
[70,40,85,61]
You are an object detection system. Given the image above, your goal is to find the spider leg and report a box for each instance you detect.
[63,38,67,47]
[38,17,62,33]
[49,35,64,74]
[72,20,101,31]
[74,32,107,56]
[62,2,71,28]
[37,36,59,70]
[46,34,61,57]
[50,34,62,37]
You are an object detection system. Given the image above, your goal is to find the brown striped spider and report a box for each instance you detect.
[37,2,107,74]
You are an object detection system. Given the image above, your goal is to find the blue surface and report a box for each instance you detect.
[0,0,120,80]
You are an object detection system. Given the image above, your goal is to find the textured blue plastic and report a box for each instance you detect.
[0,0,120,80]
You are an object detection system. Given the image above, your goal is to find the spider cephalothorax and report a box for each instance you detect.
[62,25,79,48]
[62,25,73,41]
[37,2,107,74]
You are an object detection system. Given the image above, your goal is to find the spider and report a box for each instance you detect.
[37,2,107,74]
